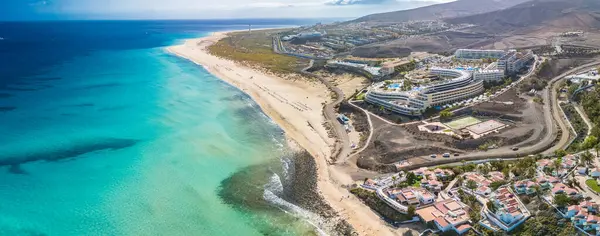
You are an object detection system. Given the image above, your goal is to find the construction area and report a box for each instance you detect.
[353,84,547,173]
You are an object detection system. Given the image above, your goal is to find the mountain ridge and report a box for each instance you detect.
[445,0,600,33]
[352,0,531,23]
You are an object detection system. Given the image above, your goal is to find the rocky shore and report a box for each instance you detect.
[289,150,356,235]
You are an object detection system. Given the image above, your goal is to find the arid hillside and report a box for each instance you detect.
[446,0,600,33]
[352,0,529,24]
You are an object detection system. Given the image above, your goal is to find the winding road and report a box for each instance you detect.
[343,58,600,170]
[399,60,600,169]
[300,60,351,163]
[277,34,600,170]
[273,36,352,163]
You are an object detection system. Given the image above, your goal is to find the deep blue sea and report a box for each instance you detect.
[0,19,328,235]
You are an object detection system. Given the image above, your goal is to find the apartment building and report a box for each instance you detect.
[365,68,483,116]
[454,49,506,60]
[497,50,534,74]
[473,69,505,82]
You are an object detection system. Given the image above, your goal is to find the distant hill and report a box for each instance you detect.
[446,0,600,33]
[352,0,530,24]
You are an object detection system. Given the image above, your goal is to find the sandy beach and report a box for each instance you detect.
[168,31,402,235]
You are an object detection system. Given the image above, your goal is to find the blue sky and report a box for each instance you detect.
[0,0,453,20]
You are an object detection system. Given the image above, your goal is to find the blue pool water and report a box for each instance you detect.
[388,83,400,89]
[0,20,327,235]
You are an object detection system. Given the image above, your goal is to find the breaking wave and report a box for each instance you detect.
[263,156,329,236]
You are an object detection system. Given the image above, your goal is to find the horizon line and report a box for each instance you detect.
[0,17,353,23]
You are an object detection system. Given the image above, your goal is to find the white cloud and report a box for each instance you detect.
[52,0,455,19]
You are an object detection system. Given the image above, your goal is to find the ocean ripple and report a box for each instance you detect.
[0,138,138,168]
[0,106,16,112]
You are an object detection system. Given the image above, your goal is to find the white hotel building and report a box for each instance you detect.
[454,49,506,60]
[498,50,534,74]
[473,70,505,82]
[365,68,484,116]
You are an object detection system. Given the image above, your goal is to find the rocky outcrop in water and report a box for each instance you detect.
[289,150,356,236]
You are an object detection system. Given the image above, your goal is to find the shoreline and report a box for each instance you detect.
[167,30,401,236]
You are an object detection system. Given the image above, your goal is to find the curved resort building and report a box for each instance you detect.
[365,68,484,116]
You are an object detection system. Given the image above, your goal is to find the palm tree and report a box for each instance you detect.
[581,151,594,166]
[466,180,478,191]
[533,185,542,199]
[553,158,562,171]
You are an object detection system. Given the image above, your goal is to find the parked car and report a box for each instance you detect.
[453,153,460,157]
[512,147,519,151]
[443,153,450,158]
[430,154,437,158]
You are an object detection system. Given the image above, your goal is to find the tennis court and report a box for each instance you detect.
[444,116,482,130]
[466,120,507,135]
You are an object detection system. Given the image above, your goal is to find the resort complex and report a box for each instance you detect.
[365,67,484,116]
[362,48,535,116]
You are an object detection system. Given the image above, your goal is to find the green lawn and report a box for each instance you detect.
[444,116,482,130]
[355,93,366,100]
[586,179,600,193]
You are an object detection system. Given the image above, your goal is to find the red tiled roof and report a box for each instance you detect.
[537,159,551,167]
[506,199,519,206]
[567,188,579,195]
[435,202,449,214]
[456,224,471,231]
[510,211,522,216]
[477,186,490,193]
[580,201,597,208]
[536,177,548,184]
[497,187,510,194]
[434,217,449,228]
[569,205,581,212]
[552,183,567,193]
[445,201,462,211]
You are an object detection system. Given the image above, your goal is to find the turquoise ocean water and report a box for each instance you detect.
[0,20,328,235]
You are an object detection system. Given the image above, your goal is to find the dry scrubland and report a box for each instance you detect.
[207,29,309,75]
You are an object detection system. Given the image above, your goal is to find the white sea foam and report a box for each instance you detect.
[263,173,329,236]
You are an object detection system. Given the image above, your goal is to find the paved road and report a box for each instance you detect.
[272,35,352,163]
[300,60,351,163]
[545,69,575,154]
[575,152,600,203]
[575,175,600,202]
[397,61,600,170]
[543,61,600,154]
[438,178,458,201]
[343,101,374,163]
[273,34,353,163]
